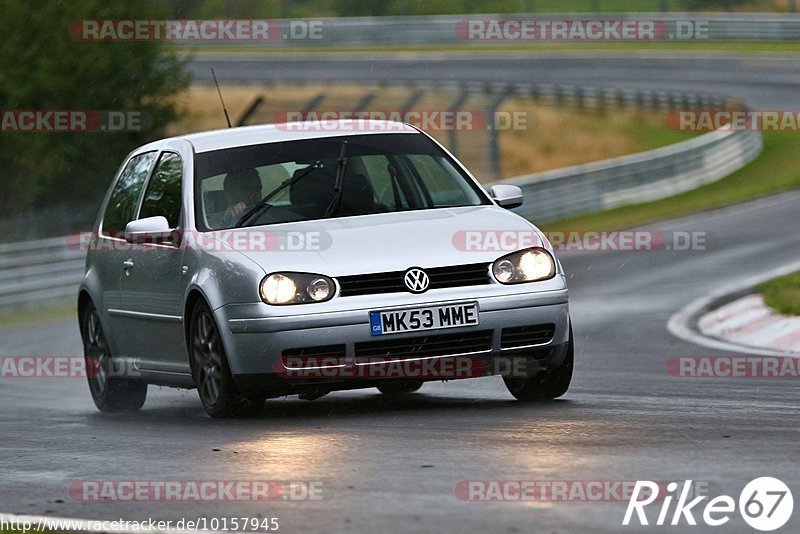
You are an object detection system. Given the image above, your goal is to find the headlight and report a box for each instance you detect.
[492,248,555,284]
[260,272,335,305]
[307,277,332,301]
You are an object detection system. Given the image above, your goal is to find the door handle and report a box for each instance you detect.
[122,258,134,273]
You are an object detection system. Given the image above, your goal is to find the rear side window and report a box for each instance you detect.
[102,152,157,235]
[140,152,183,228]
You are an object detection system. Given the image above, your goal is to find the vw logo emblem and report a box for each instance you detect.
[403,268,430,293]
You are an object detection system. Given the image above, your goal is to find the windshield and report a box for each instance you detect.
[194,133,490,230]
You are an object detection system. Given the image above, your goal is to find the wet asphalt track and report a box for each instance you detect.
[1,189,799,533]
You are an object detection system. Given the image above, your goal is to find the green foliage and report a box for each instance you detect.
[0,0,188,218]
[760,272,800,316]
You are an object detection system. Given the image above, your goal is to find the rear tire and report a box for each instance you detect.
[189,301,263,418]
[80,303,147,412]
[377,380,423,396]
[503,327,573,401]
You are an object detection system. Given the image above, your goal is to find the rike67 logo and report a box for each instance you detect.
[623,477,793,531]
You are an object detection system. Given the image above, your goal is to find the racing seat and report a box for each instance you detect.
[338,173,377,216]
[289,168,378,218]
[289,167,336,219]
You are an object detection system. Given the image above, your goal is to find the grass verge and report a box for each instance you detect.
[760,272,800,316]
[0,298,76,331]
[539,132,800,231]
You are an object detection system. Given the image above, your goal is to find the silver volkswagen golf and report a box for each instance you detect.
[78,120,572,418]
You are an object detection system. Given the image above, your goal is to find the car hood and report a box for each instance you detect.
[206,206,551,277]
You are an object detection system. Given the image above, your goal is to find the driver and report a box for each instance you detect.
[222,169,261,226]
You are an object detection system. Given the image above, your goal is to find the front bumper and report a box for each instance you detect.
[214,284,570,396]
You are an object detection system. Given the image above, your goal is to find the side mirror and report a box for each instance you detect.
[124,216,172,244]
[490,184,523,209]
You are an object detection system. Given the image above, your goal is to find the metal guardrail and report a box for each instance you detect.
[0,236,85,309]
[185,13,800,47]
[0,126,763,310]
[507,127,763,222]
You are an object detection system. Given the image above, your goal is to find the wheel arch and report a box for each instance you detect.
[77,289,94,322]
[183,288,209,350]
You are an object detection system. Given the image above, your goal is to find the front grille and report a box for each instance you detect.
[354,330,493,360]
[500,324,555,349]
[337,263,492,297]
[281,344,347,368]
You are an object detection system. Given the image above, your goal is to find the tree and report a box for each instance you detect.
[0,0,188,220]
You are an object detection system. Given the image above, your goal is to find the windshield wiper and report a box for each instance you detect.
[235,161,322,228]
[323,140,348,218]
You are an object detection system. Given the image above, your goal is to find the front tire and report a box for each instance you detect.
[189,302,262,418]
[503,327,573,401]
[81,304,147,412]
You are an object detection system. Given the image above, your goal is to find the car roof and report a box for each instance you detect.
[151,120,420,154]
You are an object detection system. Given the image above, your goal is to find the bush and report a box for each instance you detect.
[0,0,188,219]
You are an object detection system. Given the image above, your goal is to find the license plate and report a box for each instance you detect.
[369,302,479,336]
